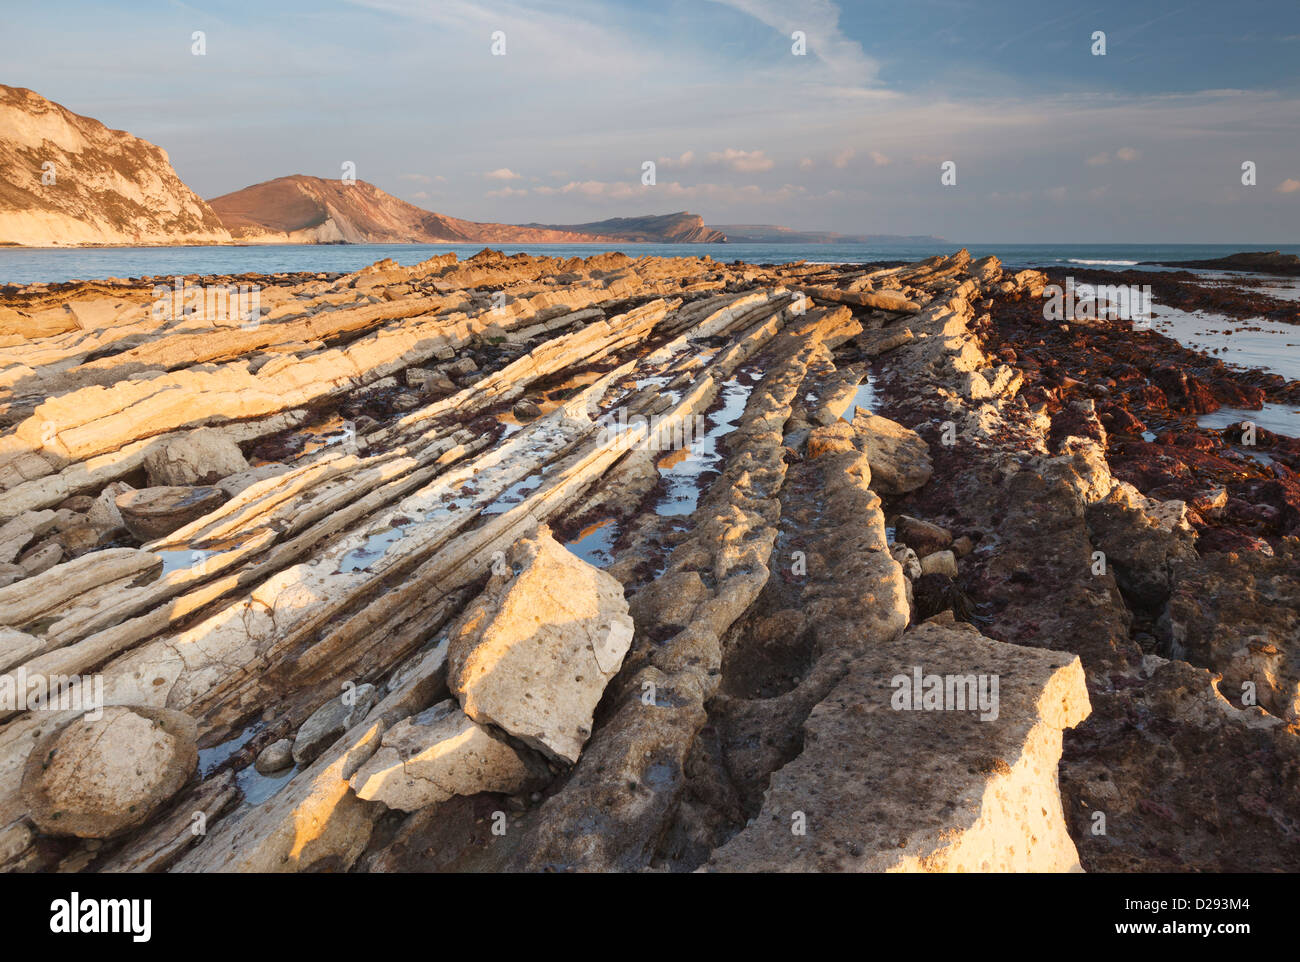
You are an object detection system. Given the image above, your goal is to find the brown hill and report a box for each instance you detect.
[209,176,617,245]
[528,212,727,243]
[0,85,231,247]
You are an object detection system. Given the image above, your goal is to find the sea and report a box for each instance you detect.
[2,242,1300,286]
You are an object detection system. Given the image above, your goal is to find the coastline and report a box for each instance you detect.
[0,248,1297,873]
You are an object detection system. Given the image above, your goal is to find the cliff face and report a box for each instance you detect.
[0,86,232,247]
[529,212,727,243]
[209,176,617,245]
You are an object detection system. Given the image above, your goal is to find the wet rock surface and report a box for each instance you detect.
[0,247,1295,873]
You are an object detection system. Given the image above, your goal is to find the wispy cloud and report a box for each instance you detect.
[705,0,879,86]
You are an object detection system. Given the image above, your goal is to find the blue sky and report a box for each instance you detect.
[5,0,1299,241]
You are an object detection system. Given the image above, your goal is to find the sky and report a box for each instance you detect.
[4,0,1300,242]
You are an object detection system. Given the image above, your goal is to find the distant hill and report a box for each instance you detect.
[1139,250,1300,277]
[0,85,232,247]
[209,176,618,245]
[525,212,727,243]
[710,224,945,245]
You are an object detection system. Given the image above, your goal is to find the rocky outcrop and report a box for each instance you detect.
[705,622,1090,872]
[0,86,231,247]
[0,246,1291,875]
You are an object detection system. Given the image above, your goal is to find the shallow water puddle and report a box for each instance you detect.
[153,534,251,577]
[1197,403,1300,438]
[251,414,355,467]
[565,518,619,568]
[1148,307,1300,382]
[198,725,259,775]
[337,526,406,573]
[836,374,877,422]
[156,548,219,577]
[482,465,554,515]
[652,375,756,518]
[1195,273,1300,303]
[237,763,296,806]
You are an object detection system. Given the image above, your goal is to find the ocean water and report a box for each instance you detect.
[2,241,1299,286]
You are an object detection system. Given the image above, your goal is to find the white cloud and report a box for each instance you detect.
[484,168,522,180]
[1086,152,1110,166]
[1116,146,1140,162]
[1276,178,1300,193]
[486,186,529,198]
[868,150,890,167]
[706,148,774,172]
[831,147,855,169]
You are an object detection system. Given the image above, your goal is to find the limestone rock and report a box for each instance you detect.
[144,429,249,486]
[447,525,634,764]
[919,549,958,578]
[705,623,1090,871]
[86,481,134,538]
[852,411,932,495]
[255,739,294,775]
[349,700,541,811]
[0,626,42,673]
[115,486,226,541]
[894,515,952,557]
[1160,540,1300,720]
[806,422,856,460]
[292,683,378,766]
[216,463,292,498]
[889,543,922,580]
[21,706,198,839]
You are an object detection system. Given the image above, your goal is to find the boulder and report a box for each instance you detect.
[349,700,541,811]
[255,739,294,775]
[852,411,932,494]
[1086,482,1197,608]
[894,515,952,558]
[292,683,378,766]
[919,549,958,578]
[143,428,250,486]
[512,399,544,421]
[889,543,922,580]
[21,706,198,839]
[447,525,634,764]
[115,486,226,541]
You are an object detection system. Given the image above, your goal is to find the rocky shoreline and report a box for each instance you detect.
[0,248,1295,872]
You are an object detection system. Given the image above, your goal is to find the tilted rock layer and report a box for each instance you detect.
[0,245,1293,873]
